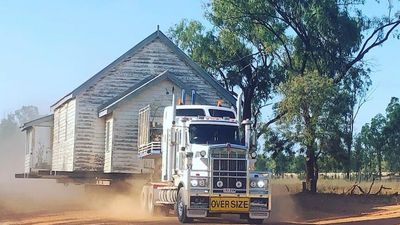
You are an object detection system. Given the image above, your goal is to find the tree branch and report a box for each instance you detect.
[336,19,400,82]
[257,110,288,138]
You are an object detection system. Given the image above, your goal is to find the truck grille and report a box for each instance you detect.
[212,151,247,194]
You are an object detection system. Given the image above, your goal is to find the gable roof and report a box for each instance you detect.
[98,70,207,117]
[21,114,54,131]
[51,29,235,111]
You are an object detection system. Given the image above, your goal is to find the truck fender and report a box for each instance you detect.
[177,182,188,205]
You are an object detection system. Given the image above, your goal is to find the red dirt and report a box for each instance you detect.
[0,187,399,225]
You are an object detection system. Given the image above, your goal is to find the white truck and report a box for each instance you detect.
[138,92,271,223]
[17,91,271,224]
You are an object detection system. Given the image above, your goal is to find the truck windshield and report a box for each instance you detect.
[189,124,241,145]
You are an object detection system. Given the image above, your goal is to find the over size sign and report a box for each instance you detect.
[209,197,249,212]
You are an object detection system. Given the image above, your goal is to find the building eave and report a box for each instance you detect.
[20,114,54,131]
[51,29,236,112]
[98,70,207,117]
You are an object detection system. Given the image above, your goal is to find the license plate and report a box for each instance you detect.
[210,197,249,212]
[223,188,236,193]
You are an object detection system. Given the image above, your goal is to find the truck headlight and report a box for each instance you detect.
[190,178,207,187]
[235,181,242,188]
[216,180,223,188]
[257,180,265,188]
[191,179,198,187]
[250,181,257,188]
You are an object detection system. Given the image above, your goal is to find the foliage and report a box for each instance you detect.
[0,106,39,140]
[169,19,283,122]
[170,0,400,192]
[355,97,400,176]
[383,97,400,173]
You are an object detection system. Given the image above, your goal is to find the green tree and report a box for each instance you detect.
[369,114,386,178]
[169,20,283,124]
[383,97,400,174]
[277,71,335,192]
[208,0,399,192]
[263,128,295,176]
[356,114,387,178]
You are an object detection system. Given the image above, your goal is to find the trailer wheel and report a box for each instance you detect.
[247,218,264,224]
[176,190,192,223]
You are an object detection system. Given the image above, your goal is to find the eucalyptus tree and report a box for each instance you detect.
[208,0,399,192]
[169,20,284,125]
[383,97,400,174]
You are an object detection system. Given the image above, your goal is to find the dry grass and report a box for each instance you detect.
[272,175,400,195]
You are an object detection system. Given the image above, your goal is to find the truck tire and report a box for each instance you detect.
[176,190,193,223]
[247,218,264,224]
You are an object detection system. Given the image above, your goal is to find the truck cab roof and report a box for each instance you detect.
[165,105,236,119]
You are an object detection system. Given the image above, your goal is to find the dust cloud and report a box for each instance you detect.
[0,129,147,221]
[269,183,302,223]
[0,133,85,216]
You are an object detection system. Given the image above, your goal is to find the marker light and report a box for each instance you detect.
[198,179,206,187]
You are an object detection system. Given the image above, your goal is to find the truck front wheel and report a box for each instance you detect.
[176,190,193,223]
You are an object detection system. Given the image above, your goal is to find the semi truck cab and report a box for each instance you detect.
[139,95,271,224]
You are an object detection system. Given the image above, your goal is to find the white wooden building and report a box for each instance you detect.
[24,29,236,174]
[21,115,53,173]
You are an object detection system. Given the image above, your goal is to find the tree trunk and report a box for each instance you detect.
[345,140,352,179]
[305,145,317,193]
[242,87,254,121]
[377,149,382,179]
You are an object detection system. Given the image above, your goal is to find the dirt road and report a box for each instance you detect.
[0,205,400,225]
[1,179,399,225]
[1,195,399,225]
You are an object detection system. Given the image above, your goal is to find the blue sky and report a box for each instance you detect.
[0,0,399,132]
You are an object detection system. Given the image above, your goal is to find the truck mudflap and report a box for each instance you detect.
[187,209,207,218]
[249,211,270,219]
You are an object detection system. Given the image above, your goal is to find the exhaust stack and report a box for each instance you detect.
[236,92,243,123]
[172,87,176,125]
[181,89,186,105]
[191,89,196,105]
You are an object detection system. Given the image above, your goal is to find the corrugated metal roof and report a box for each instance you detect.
[51,30,235,111]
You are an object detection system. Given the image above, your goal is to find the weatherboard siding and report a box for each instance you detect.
[52,99,76,171]
[58,37,230,172]
[108,80,185,173]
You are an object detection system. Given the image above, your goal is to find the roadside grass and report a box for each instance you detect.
[271,175,400,195]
